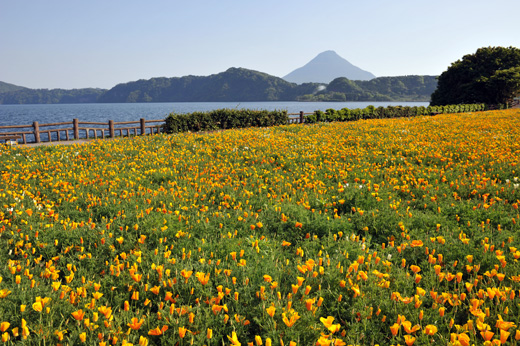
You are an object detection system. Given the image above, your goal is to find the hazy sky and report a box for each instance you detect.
[1,0,519,89]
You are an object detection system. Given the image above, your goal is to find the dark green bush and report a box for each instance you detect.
[164,109,288,133]
[306,103,486,124]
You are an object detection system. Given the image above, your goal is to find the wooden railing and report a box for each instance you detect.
[0,118,165,144]
[0,112,313,145]
[288,111,310,124]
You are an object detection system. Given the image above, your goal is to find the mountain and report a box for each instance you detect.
[283,50,376,84]
[97,68,320,103]
[0,87,106,104]
[0,68,435,104]
[0,81,27,93]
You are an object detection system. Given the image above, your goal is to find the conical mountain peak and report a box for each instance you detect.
[283,51,375,84]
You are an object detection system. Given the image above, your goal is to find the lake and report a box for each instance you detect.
[0,101,429,127]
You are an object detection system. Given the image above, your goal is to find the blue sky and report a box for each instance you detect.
[1,0,519,89]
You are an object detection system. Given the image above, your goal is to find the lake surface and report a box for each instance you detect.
[0,101,429,127]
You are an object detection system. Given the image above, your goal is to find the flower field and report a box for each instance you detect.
[1,109,520,346]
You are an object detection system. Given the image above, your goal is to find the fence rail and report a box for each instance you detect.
[0,118,166,144]
[0,112,312,145]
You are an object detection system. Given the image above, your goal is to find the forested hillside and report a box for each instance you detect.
[1,70,436,104]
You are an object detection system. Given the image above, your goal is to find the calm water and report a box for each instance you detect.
[0,101,429,127]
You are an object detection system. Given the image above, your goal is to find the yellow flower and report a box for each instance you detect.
[32,301,43,312]
[227,331,241,346]
[21,319,29,340]
[2,332,9,342]
[79,332,86,342]
[0,289,11,299]
[266,305,276,318]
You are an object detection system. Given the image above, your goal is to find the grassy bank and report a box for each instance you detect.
[1,109,519,345]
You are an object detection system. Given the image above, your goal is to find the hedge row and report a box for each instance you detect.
[162,104,489,133]
[305,103,487,123]
[164,108,288,133]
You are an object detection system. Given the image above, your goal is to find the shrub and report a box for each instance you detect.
[164,109,288,133]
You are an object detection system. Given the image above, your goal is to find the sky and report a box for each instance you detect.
[1,0,520,90]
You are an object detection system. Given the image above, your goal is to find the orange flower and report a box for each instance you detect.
[390,323,400,336]
[456,333,470,346]
[423,325,438,336]
[148,325,168,336]
[71,309,85,321]
[305,298,315,311]
[282,310,300,327]
[266,305,276,318]
[179,326,188,338]
[402,321,421,334]
[410,240,423,247]
[0,322,9,333]
[500,329,510,344]
[404,335,416,346]
[480,330,494,341]
[127,317,144,330]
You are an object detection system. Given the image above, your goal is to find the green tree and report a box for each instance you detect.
[431,46,520,105]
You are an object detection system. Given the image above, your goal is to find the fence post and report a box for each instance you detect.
[33,121,41,143]
[140,118,146,135]
[73,119,79,140]
[109,120,115,138]
[300,111,304,124]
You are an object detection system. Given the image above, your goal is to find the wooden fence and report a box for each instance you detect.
[0,118,165,144]
[0,112,310,145]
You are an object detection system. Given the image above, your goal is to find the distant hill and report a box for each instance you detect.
[0,87,106,104]
[283,51,376,84]
[97,68,320,103]
[298,75,437,102]
[1,68,436,104]
[0,81,27,93]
